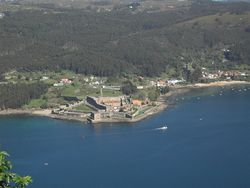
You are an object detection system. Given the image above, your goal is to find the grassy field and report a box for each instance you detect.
[25,99,46,108]
[74,104,93,113]
[175,11,250,28]
[61,85,80,97]
[102,89,123,97]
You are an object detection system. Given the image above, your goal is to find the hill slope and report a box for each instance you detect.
[0,0,250,77]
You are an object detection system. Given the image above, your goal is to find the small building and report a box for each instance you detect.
[157,80,167,87]
[40,76,49,81]
[0,13,5,19]
[93,81,100,85]
[132,99,142,106]
[138,76,144,81]
[60,78,72,84]
[168,79,185,86]
[53,83,64,87]
[102,85,121,91]
[150,81,156,86]
[137,86,144,90]
[128,2,140,9]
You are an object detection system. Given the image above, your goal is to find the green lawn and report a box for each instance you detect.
[61,84,102,98]
[61,85,79,97]
[80,86,101,97]
[43,79,57,86]
[102,89,122,97]
[25,99,46,108]
[74,104,93,113]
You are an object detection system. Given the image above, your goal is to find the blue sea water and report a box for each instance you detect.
[1,86,250,188]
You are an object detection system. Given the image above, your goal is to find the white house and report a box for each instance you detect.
[40,76,49,81]
[156,80,167,87]
[60,78,72,84]
[168,79,185,85]
[150,81,156,86]
[0,13,5,19]
[84,78,89,82]
[53,83,64,87]
[137,86,144,90]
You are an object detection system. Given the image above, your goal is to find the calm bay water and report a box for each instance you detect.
[1,86,250,188]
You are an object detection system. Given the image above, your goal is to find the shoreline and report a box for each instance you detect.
[0,109,89,123]
[191,80,250,88]
[0,80,249,124]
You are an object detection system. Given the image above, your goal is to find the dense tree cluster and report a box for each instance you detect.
[187,67,203,83]
[121,81,137,95]
[148,89,160,101]
[159,86,170,95]
[0,83,48,109]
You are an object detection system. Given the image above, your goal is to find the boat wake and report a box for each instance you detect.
[154,126,168,131]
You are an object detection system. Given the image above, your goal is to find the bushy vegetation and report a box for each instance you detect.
[121,81,137,95]
[0,151,32,188]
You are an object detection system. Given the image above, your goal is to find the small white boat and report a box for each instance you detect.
[156,126,168,130]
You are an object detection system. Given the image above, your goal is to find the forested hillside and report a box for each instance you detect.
[0,0,250,77]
